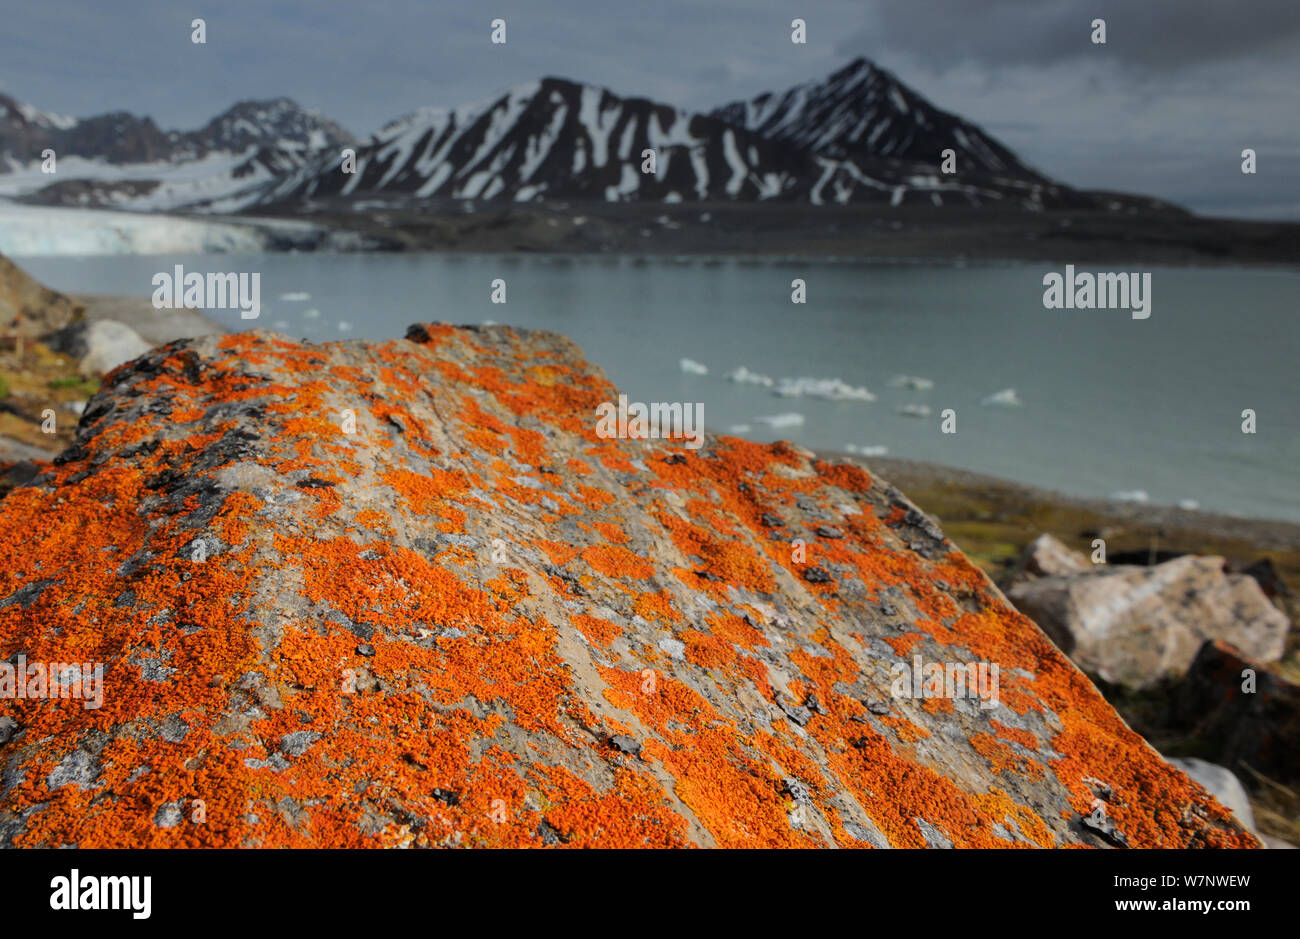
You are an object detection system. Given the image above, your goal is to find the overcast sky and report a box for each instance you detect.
[4,0,1297,218]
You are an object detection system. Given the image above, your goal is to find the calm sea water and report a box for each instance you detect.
[17,253,1299,523]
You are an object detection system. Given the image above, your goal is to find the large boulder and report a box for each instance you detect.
[0,325,1258,848]
[1167,640,1300,788]
[1011,533,1092,580]
[0,252,84,337]
[1007,543,1289,690]
[61,318,152,376]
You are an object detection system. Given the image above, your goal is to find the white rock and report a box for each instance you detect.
[77,319,151,376]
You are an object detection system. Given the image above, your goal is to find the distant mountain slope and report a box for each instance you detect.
[0,94,352,168]
[0,95,354,210]
[0,62,1180,215]
[712,57,1043,181]
[251,76,1041,211]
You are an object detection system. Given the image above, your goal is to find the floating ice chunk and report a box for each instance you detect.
[726,366,774,387]
[754,413,805,428]
[272,319,289,330]
[846,444,889,456]
[1177,499,1200,511]
[981,388,1023,407]
[679,358,709,375]
[890,375,934,391]
[337,321,353,332]
[302,308,322,320]
[774,377,875,401]
[279,291,311,301]
[897,404,932,418]
[1110,489,1149,503]
[727,424,752,434]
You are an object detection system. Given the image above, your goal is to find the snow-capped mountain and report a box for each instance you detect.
[712,58,1040,180]
[250,75,1034,211]
[0,95,353,209]
[0,59,1179,215]
[189,98,352,155]
[256,77,814,206]
[710,58,1177,211]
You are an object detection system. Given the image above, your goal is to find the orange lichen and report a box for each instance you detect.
[0,324,1255,850]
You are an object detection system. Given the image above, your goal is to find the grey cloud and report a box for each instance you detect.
[841,0,1300,72]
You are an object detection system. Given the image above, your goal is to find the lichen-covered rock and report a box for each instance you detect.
[0,325,1258,847]
[1166,758,1255,834]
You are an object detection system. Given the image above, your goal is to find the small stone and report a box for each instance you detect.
[760,513,783,527]
[814,525,843,539]
[803,566,833,584]
[280,730,320,757]
[1081,808,1129,847]
[154,802,183,829]
[779,700,813,726]
[780,777,812,805]
[356,644,375,657]
[610,735,642,757]
[0,716,18,744]
[658,637,686,660]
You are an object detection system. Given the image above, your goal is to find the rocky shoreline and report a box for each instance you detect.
[233,200,1300,268]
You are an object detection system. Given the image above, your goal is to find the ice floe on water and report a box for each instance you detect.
[302,308,321,319]
[773,376,875,401]
[337,321,353,332]
[1178,499,1200,511]
[279,292,311,301]
[897,403,932,418]
[726,366,774,387]
[679,358,708,375]
[754,413,805,428]
[726,424,752,434]
[889,375,934,391]
[1110,489,1149,503]
[845,444,889,456]
[981,388,1023,407]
